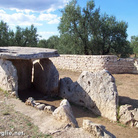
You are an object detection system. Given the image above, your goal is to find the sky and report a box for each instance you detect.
[0,0,138,41]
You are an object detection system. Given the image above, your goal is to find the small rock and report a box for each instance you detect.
[134,121,138,128]
[83,120,116,138]
[36,104,45,110]
[10,91,16,97]
[25,97,35,107]
[119,105,133,125]
[44,105,55,113]
[119,105,138,127]
[35,103,40,106]
[53,99,78,128]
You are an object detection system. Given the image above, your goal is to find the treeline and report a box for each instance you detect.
[0,0,138,57]
[0,21,38,47]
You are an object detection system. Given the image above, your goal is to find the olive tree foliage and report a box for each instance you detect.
[131,35,138,57]
[58,0,98,55]
[15,25,39,47]
[0,21,15,46]
[92,14,132,57]
[38,39,47,48]
[58,0,132,57]
[38,35,60,49]
[0,21,39,47]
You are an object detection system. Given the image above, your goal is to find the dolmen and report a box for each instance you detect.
[0,46,59,98]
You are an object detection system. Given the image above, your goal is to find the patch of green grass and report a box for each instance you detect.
[117,119,127,128]
[97,116,102,119]
[117,123,127,128]
[31,125,52,138]
[0,87,9,97]
[27,122,33,127]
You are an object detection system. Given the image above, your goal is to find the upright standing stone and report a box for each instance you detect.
[0,59,18,96]
[33,59,59,97]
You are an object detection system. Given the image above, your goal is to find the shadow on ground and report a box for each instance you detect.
[119,96,138,108]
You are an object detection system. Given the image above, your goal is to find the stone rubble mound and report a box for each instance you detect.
[25,97,56,113]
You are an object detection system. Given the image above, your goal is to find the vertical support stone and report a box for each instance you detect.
[10,59,32,91]
[33,58,59,97]
[0,59,18,96]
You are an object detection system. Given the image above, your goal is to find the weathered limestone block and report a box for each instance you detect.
[83,120,116,138]
[53,99,78,127]
[119,104,138,127]
[33,59,59,97]
[60,70,118,121]
[119,104,133,117]
[10,59,32,91]
[0,59,18,96]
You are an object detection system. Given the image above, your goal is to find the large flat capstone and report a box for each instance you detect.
[0,46,59,60]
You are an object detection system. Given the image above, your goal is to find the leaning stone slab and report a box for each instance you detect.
[60,70,118,121]
[33,59,59,97]
[0,59,18,96]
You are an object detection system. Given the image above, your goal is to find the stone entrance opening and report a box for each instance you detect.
[0,47,59,102]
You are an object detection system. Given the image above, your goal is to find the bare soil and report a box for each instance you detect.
[0,69,138,138]
[57,69,138,138]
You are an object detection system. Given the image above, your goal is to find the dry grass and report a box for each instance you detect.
[0,92,51,138]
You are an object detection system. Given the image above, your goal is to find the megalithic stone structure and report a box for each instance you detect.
[0,46,59,98]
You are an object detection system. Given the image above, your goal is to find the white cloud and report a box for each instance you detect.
[38,14,57,21]
[10,8,34,14]
[0,7,61,27]
[0,9,6,14]
[0,11,40,26]
[39,31,59,40]
[0,0,69,12]
[48,18,60,24]
[38,13,60,24]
